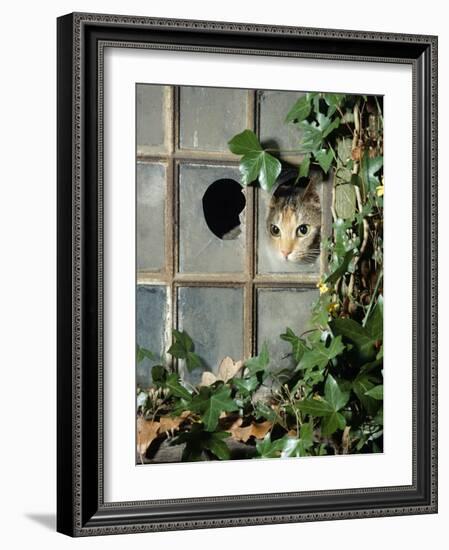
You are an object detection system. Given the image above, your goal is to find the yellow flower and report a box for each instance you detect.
[327,302,340,316]
[376,185,384,197]
[317,281,329,295]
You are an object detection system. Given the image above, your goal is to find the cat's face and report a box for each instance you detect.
[266,179,321,263]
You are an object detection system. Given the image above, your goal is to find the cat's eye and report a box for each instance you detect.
[296,224,309,236]
[270,224,280,237]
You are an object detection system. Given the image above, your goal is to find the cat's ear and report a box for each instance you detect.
[302,175,321,208]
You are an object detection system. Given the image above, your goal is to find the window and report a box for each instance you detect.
[136,84,331,387]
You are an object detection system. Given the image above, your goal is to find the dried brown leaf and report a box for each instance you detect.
[137,417,160,457]
[200,357,243,386]
[217,356,243,383]
[159,411,190,435]
[229,419,272,443]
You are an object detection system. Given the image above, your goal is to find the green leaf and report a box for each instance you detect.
[299,120,323,152]
[151,365,167,384]
[186,351,202,372]
[171,423,231,461]
[324,374,350,411]
[325,250,355,285]
[228,129,262,155]
[280,328,307,362]
[254,401,277,422]
[285,95,312,123]
[331,318,377,362]
[360,154,383,193]
[323,93,345,117]
[165,373,192,401]
[233,376,259,396]
[168,330,202,372]
[353,374,381,416]
[191,386,239,432]
[203,436,231,460]
[365,384,383,400]
[297,336,345,373]
[365,295,383,341]
[296,398,334,416]
[299,153,311,178]
[136,345,157,363]
[228,130,282,192]
[321,411,346,436]
[335,184,356,219]
[239,150,282,191]
[256,434,286,458]
[314,148,334,173]
[245,342,270,376]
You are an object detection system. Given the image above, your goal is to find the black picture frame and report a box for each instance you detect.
[57,12,438,537]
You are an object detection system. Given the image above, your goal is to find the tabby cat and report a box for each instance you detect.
[266,174,321,264]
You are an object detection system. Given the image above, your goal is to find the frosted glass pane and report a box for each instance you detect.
[136,285,167,387]
[257,288,318,371]
[137,162,166,272]
[179,87,247,152]
[179,163,245,273]
[178,286,244,383]
[258,89,306,154]
[136,84,167,154]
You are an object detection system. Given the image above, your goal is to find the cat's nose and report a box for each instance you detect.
[281,249,291,259]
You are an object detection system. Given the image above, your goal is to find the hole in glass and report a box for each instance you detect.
[202,178,245,240]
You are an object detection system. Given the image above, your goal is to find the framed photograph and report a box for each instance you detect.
[57,12,438,536]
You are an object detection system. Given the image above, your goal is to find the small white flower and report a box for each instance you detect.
[137,391,148,408]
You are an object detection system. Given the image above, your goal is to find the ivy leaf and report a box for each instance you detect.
[365,384,383,400]
[136,345,157,363]
[168,329,202,372]
[365,295,383,341]
[165,373,192,401]
[323,93,346,117]
[255,434,286,458]
[353,374,381,415]
[285,94,311,123]
[331,318,377,362]
[190,386,239,432]
[325,250,355,285]
[360,154,383,193]
[228,129,262,155]
[297,336,345,372]
[186,351,202,372]
[296,397,334,416]
[245,342,270,376]
[151,365,167,385]
[299,153,311,178]
[314,148,334,173]
[321,411,346,436]
[239,150,282,191]
[228,129,281,192]
[254,401,278,422]
[324,374,350,411]
[171,423,231,461]
[280,328,307,362]
[233,376,259,396]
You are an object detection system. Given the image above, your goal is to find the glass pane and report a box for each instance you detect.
[137,162,166,272]
[179,86,248,152]
[136,285,168,388]
[177,286,244,383]
[257,288,318,370]
[257,182,323,274]
[178,163,245,273]
[258,89,306,155]
[136,84,168,154]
